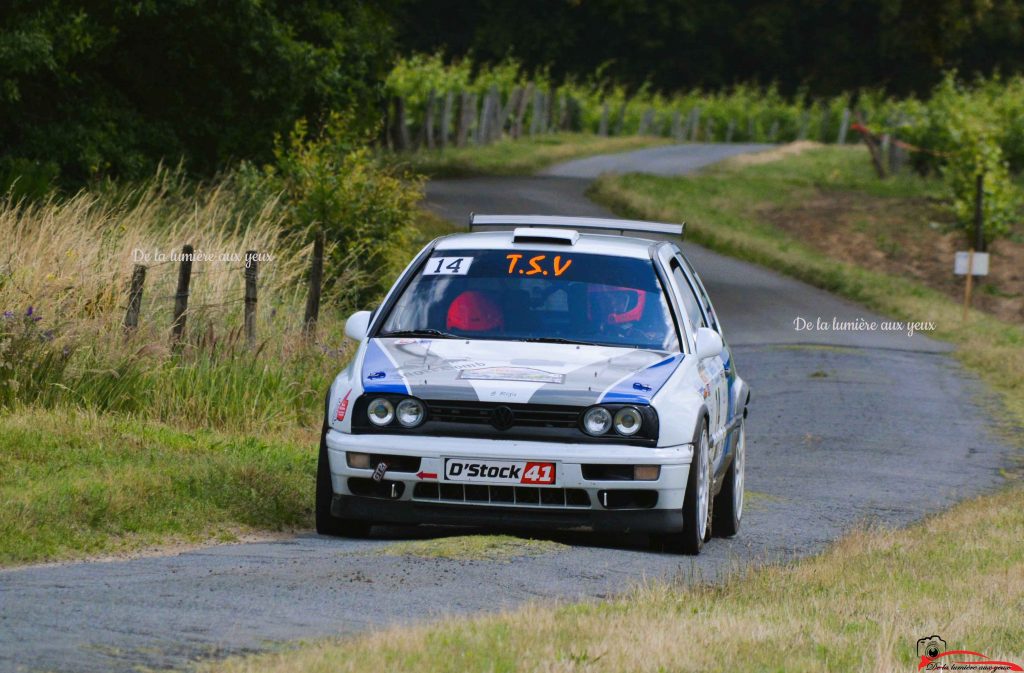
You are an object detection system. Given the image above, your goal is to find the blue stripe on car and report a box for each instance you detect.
[361,339,409,394]
[599,354,684,404]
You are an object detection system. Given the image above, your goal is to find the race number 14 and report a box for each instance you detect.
[424,256,473,275]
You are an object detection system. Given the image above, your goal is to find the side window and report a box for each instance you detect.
[671,264,705,332]
[678,255,719,332]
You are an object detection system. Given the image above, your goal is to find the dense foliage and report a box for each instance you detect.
[247,113,424,307]
[0,0,396,189]
[391,0,1024,99]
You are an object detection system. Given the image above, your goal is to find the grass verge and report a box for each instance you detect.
[591,145,1024,425]
[0,407,315,567]
[384,133,669,178]
[379,534,566,562]
[206,484,1023,673]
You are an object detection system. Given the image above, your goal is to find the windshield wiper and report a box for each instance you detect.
[379,328,459,339]
[519,337,602,346]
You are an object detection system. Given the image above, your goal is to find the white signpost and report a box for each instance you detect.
[954,250,990,322]
[954,251,990,276]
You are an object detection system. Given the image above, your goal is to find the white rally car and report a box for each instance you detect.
[317,215,750,554]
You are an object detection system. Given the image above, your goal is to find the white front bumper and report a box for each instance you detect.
[325,429,693,511]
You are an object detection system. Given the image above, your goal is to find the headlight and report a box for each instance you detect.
[366,397,395,426]
[613,407,643,436]
[582,406,613,435]
[396,398,425,428]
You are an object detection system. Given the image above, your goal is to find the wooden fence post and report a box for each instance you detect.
[440,91,453,149]
[726,118,736,143]
[488,86,502,142]
[171,244,193,344]
[466,93,478,145]
[477,91,492,145]
[798,111,810,140]
[671,111,682,141]
[546,88,556,132]
[123,264,146,332]
[499,87,520,139]
[598,103,609,136]
[304,231,325,336]
[638,109,651,135]
[529,90,541,136]
[424,89,436,150]
[974,172,986,253]
[613,102,627,136]
[394,97,411,151]
[769,120,779,142]
[688,108,701,141]
[513,84,532,138]
[837,108,851,144]
[455,91,470,147]
[244,250,258,348]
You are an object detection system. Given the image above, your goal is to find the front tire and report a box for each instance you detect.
[652,418,711,555]
[713,416,745,537]
[315,419,371,538]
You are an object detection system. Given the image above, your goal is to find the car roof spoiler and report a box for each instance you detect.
[468,214,684,237]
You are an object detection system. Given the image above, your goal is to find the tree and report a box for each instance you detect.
[0,0,398,184]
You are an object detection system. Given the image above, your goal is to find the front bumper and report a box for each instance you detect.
[324,429,693,533]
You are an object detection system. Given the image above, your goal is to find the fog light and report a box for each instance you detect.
[633,465,660,481]
[347,452,372,469]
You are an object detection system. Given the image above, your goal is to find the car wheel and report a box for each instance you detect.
[315,417,371,538]
[713,416,745,537]
[652,418,710,555]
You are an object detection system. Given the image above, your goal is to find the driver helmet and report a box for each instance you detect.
[447,290,505,332]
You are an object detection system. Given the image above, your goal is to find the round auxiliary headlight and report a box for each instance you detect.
[366,397,395,426]
[582,406,613,436]
[396,398,425,428]
[614,407,643,436]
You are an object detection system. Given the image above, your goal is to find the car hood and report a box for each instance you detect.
[361,338,683,406]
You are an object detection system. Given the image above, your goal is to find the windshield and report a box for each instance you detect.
[379,248,680,351]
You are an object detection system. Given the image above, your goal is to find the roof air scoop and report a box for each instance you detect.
[512,227,580,245]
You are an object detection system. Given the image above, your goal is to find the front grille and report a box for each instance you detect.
[413,482,590,508]
[426,400,579,430]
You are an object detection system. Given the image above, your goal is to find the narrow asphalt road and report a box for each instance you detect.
[1,144,1012,673]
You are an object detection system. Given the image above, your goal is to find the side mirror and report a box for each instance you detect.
[695,327,724,360]
[344,310,372,342]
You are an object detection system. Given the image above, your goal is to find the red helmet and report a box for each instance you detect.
[446,290,504,332]
[587,285,647,324]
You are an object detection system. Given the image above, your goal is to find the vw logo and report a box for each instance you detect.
[490,405,515,431]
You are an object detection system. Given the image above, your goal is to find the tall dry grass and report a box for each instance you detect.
[0,170,361,433]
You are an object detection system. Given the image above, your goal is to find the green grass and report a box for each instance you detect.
[385,133,670,178]
[0,407,315,566]
[379,534,567,562]
[591,145,1024,425]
